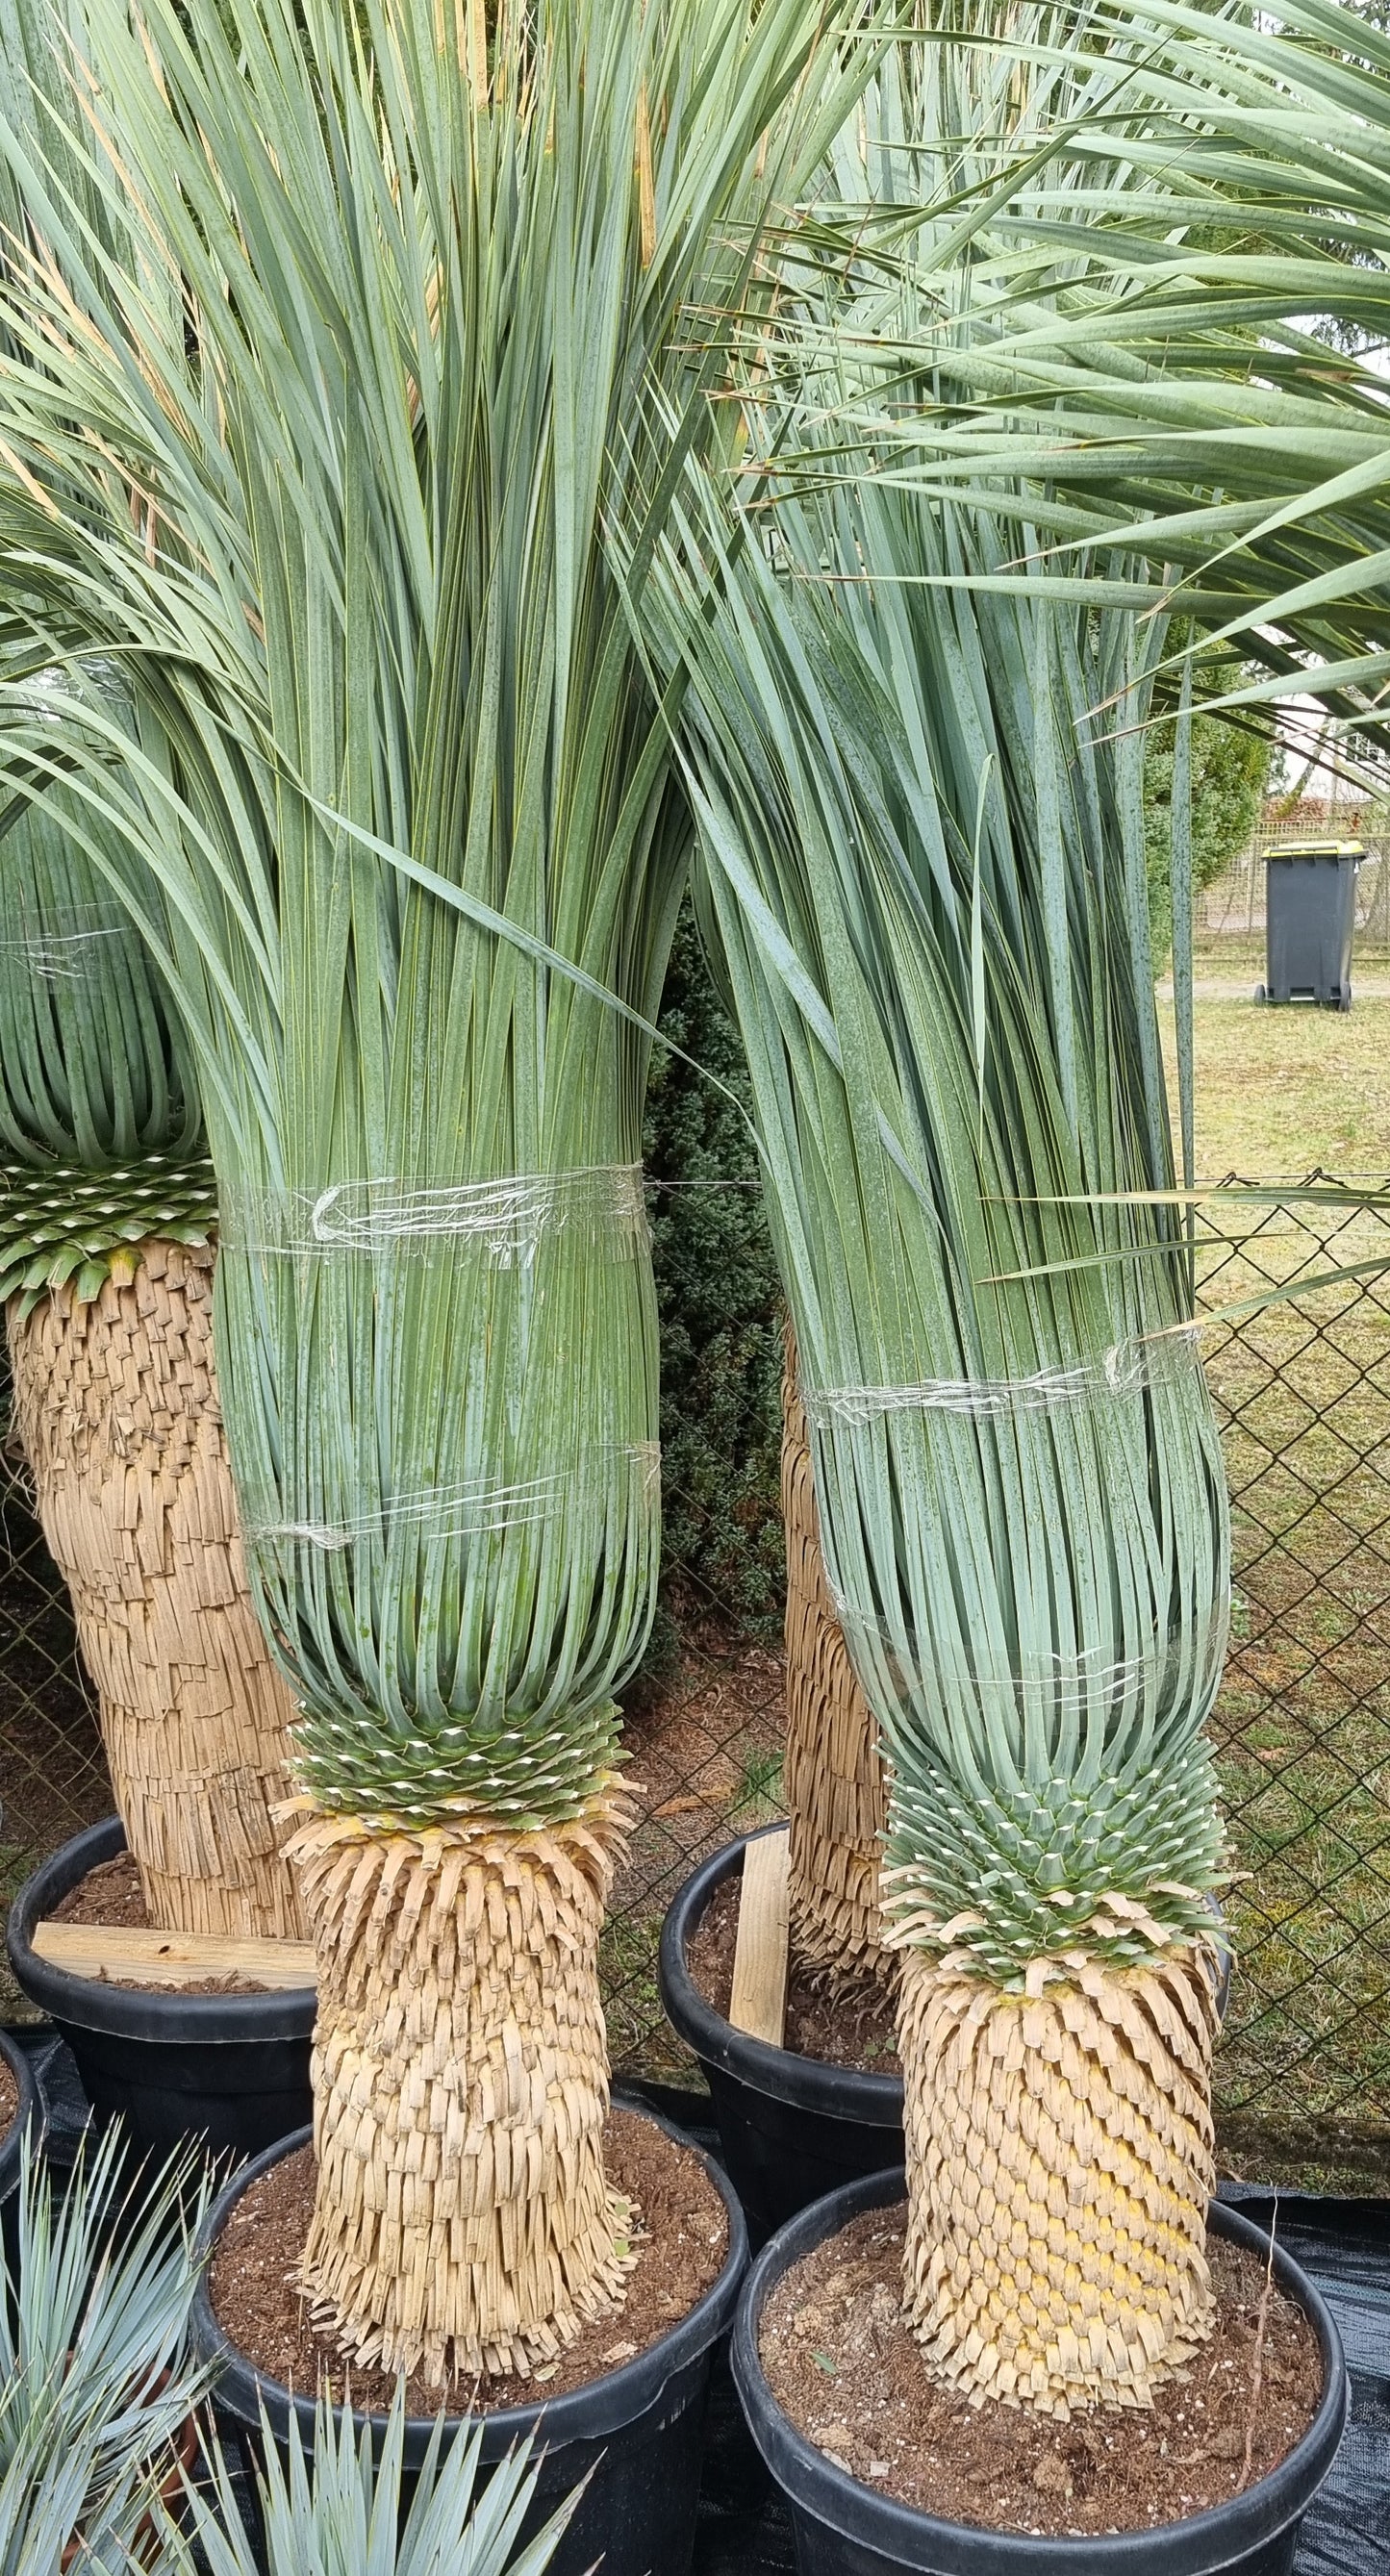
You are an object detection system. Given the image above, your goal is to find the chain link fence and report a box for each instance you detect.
[1196,1181,1390,2185]
[2,1183,1388,2184]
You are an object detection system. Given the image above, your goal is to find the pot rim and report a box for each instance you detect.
[6,1818,316,2043]
[732,2171,1348,2575]
[191,2088,747,2456]
[658,1828,905,2122]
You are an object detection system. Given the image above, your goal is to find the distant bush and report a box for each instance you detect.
[644,902,784,1634]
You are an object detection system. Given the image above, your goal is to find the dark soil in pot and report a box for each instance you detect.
[660,1830,905,2245]
[191,2092,747,2576]
[6,1818,314,2160]
[733,2169,1348,2576]
[690,1872,899,2076]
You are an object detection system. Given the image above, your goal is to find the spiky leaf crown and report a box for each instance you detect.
[286,1693,625,1836]
[0,1151,217,1313]
[885,1740,1228,1984]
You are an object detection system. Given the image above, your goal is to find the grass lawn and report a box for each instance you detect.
[1159,996,1390,1179]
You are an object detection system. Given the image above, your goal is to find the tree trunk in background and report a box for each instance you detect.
[7,1236,306,1938]
[782,1335,896,1994]
[288,1792,634,2384]
[898,1947,1219,2415]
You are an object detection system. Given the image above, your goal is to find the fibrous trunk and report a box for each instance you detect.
[782,1340,894,1992]
[898,1947,1218,2414]
[287,1789,634,2384]
[6,1237,305,1938]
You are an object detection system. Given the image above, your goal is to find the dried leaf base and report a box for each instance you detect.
[7,1239,305,1939]
[288,1795,635,2385]
[899,1949,1218,2416]
[783,1347,895,1996]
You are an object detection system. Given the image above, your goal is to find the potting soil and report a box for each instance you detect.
[688,1876,900,2074]
[209,2108,729,2412]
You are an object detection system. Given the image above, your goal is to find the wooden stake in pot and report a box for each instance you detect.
[898,1944,1219,2416]
[782,1338,895,1996]
[286,1786,636,2385]
[7,1237,305,1940]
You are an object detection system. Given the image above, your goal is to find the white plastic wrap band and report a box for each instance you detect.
[0,907,126,987]
[802,1328,1200,1428]
[245,1442,661,1553]
[221,1163,648,1261]
[826,1585,1228,1705]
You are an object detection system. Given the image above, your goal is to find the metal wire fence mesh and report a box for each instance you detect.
[1,1183,1388,2181]
[1195,1180,1390,2183]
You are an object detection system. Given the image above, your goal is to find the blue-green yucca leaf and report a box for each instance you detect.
[771,0,1390,758]
[639,422,1230,1981]
[0,2123,212,2573]
[156,2383,580,2576]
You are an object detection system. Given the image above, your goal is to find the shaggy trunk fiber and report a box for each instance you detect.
[287,1790,635,2384]
[782,1342,894,1991]
[7,1237,304,1938]
[898,1947,1218,2415]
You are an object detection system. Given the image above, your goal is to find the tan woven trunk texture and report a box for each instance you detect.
[6,1237,305,1938]
[287,1794,634,2385]
[899,1949,1218,2415]
[782,1342,894,1992]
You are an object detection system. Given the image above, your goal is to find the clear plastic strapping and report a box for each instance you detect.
[825,1581,1231,1781]
[243,1444,662,1555]
[220,1164,648,1264]
[801,1326,1201,1427]
[0,904,127,988]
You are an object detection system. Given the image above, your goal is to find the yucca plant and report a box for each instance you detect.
[0,0,877,2383]
[644,0,1390,2410]
[0,776,307,1942]
[0,2,304,1942]
[154,2383,577,2576]
[635,15,1244,2393]
[0,2122,210,2570]
[657,456,1229,2418]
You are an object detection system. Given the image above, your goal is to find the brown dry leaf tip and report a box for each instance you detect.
[7,1237,306,1938]
[781,1334,896,1999]
[287,1787,636,2386]
[898,1948,1218,2419]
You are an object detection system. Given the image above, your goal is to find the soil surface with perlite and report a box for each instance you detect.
[211,2107,728,2414]
[689,1873,899,2075]
[51,1854,272,1993]
[759,2205,1323,2538]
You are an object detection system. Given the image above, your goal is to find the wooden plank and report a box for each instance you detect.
[728,1825,789,2046]
[33,1921,316,1991]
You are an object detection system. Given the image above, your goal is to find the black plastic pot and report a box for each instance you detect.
[0,2024,38,2279]
[732,2169,1348,2576]
[659,1830,904,2246]
[6,1818,315,2161]
[190,2092,746,2576]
